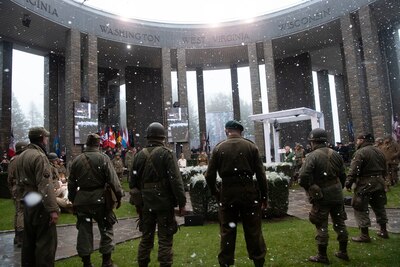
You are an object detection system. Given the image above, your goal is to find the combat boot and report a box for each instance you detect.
[351,227,371,243]
[253,258,265,267]
[377,224,389,239]
[15,230,23,248]
[101,253,116,267]
[334,241,349,261]
[309,245,330,264]
[81,255,94,267]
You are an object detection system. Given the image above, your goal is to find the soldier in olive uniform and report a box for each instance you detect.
[15,127,60,267]
[130,122,186,267]
[299,128,349,264]
[112,152,125,181]
[205,120,268,267]
[345,133,389,242]
[68,134,123,267]
[7,141,28,247]
[380,135,400,186]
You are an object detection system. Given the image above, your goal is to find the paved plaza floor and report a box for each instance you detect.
[1,189,399,266]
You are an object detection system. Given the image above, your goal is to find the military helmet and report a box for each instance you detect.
[86,133,101,147]
[146,122,165,139]
[308,128,328,142]
[47,152,59,161]
[15,141,28,154]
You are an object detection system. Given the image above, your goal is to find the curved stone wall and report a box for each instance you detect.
[13,0,375,48]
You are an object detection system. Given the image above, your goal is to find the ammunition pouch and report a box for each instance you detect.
[308,184,323,204]
[129,188,143,206]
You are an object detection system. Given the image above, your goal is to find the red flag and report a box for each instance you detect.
[8,131,15,158]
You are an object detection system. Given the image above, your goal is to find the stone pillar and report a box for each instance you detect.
[317,70,334,142]
[263,40,277,112]
[177,48,188,107]
[381,27,400,120]
[65,29,82,160]
[161,48,172,126]
[340,13,371,136]
[0,41,12,152]
[44,53,61,147]
[359,5,391,137]
[85,34,98,104]
[230,64,240,121]
[109,84,120,128]
[248,43,265,158]
[175,48,190,156]
[334,74,350,143]
[196,67,207,150]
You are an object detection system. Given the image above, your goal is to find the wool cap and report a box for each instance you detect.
[225,120,244,131]
[28,127,50,141]
[86,133,101,147]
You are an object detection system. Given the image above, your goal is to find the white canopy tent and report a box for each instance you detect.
[249,107,324,163]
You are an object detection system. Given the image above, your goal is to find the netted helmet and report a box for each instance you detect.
[146,122,166,139]
[47,152,59,161]
[308,128,328,142]
[15,141,28,154]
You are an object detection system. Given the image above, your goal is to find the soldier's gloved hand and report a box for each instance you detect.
[116,198,122,209]
[345,181,352,191]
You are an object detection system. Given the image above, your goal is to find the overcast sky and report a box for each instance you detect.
[12,49,44,118]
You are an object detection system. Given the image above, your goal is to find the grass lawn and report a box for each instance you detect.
[56,217,400,267]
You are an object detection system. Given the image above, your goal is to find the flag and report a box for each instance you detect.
[53,135,61,157]
[8,131,15,158]
[122,127,129,148]
[107,127,116,148]
[116,130,122,145]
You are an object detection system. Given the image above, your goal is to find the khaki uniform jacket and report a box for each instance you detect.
[205,135,268,201]
[68,147,123,206]
[130,141,186,211]
[347,142,387,193]
[125,150,135,169]
[7,155,19,198]
[15,143,59,213]
[299,145,346,204]
[380,141,400,165]
[112,157,125,174]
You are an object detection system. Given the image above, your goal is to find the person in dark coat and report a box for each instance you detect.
[345,133,389,242]
[130,122,186,267]
[299,128,349,264]
[68,134,123,267]
[7,141,29,247]
[15,127,60,267]
[205,120,268,267]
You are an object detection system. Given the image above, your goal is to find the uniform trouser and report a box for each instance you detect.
[22,203,57,267]
[352,190,388,228]
[75,205,115,257]
[14,198,24,232]
[309,203,348,245]
[218,201,266,266]
[138,209,177,266]
[387,164,399,184]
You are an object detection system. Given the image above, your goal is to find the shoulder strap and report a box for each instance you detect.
[82,153,105,183]
[142,147,163,181]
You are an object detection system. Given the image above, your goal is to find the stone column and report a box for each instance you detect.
[175,48,190,156]
[230,64,240,121]
[65,29,82,160]
[161,48,172,126]
[177,48,188,107]
[317,70,334,142]
[196,67,207,150]
[340,13,371,136]
[248,43,265,158]
[359,5,391,137]
[0,41,12,152]
[44,53,60,146]
[263,40,277,112]
[85,34,98,104]
[334,74,350,143]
